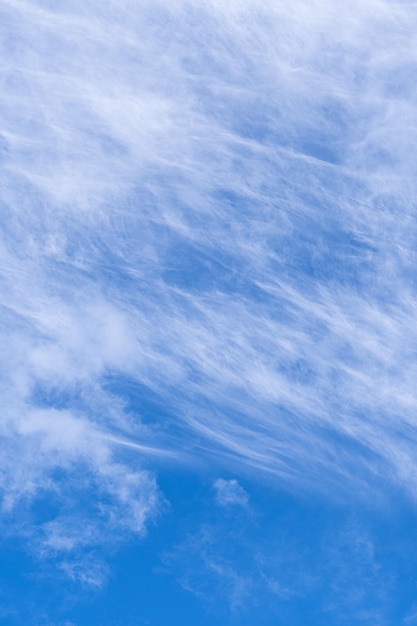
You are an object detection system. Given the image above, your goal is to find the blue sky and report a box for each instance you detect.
[1,0,417,624]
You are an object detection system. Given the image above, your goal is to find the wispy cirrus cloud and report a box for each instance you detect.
[2,0,417,584]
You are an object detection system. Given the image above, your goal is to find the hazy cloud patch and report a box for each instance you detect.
[213,479,249,508]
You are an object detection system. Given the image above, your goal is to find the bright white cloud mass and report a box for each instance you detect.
[1,0,417,624]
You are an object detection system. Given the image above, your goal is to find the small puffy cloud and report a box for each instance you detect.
[213,479,249,508]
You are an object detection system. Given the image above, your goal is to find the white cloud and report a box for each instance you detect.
[2,0,417,582]
[214,479,249,508]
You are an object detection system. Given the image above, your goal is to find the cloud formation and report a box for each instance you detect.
[214,479,249,508]
[2,0,417,582]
